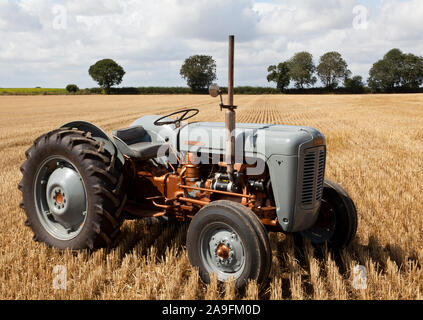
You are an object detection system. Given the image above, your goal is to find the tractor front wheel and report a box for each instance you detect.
[187,200,271,290]
[298,179,358,249]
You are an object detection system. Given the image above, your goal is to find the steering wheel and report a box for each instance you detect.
[154,109,199,128]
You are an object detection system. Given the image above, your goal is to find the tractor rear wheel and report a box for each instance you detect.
[19,127,127,250]
[298,179,358,249]
[187,200,271,290]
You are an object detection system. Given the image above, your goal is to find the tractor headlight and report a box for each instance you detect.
[313,137,325,146]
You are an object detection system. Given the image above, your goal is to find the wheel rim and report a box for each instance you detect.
[34,156,88,241]
[200,222,245,282]
[300,199,336,244]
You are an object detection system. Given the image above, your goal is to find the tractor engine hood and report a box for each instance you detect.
[179,122,325,159]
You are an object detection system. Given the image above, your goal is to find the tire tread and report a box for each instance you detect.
[18,127,126,250]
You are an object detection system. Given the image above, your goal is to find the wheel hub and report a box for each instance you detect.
[55,190,64,205]
[216,243,230,259]
[206,230,244,274]
[46,166,86,228]
[214,239,234,266]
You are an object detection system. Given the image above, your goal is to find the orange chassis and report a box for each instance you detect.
[122,152,280,231]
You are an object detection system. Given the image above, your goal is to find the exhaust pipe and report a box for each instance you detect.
[225,35,236,176]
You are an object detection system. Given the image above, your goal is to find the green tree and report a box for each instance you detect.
[344,75,364,93]
[180,55,217,92]
[367,49,423,92]
[287,52,316,89]
[267,62,290,92]
[368,59,390,92]
[66,84,79,93]
[401,53,423,89]
[317,52,351,89]
[88,59,125,94]
[368,49,403,92]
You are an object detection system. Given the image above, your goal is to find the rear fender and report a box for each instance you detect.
[60,121,125,166]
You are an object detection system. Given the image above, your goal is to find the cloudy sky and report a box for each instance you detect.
[0,0,422,88]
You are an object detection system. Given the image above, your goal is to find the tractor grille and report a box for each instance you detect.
[316,149,326,201]
[301,152,316,205]
[300,147,326,207]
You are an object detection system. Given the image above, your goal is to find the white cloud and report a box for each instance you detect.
[0,0,422,88]
[67,0,124,16]
[254,0,357,36]
[0,0,42,32]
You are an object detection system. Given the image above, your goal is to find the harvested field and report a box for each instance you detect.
[0,94,422,299]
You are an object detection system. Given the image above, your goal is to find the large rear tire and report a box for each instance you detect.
[187,200,271,290]
[298,179,358,249]
[19,127,127,250]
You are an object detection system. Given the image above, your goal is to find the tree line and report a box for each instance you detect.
[267,51,354,91]
[267,49,423,93]
[67,48,423,94]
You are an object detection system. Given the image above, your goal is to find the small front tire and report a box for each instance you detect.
[298,179,358,249]
[187,200,271,290]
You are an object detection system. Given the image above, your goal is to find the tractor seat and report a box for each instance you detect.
[112,125,164,161]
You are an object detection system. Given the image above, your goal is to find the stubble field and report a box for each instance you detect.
[0,94,422,300]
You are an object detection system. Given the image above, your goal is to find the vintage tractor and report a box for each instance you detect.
[18,36,357,289]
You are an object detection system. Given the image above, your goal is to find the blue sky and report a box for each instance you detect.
[0,0,422,88]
